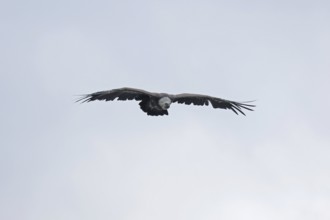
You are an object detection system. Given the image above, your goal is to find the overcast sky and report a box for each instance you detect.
[1,0,330,219]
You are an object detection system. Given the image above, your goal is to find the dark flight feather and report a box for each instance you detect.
[171,93,255,116]
[77,87,152,103]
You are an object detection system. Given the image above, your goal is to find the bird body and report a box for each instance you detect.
[77,87,255,116]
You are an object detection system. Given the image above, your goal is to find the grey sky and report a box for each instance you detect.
[1,0,330,219]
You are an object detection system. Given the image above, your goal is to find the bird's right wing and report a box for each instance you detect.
[76,87,153,103]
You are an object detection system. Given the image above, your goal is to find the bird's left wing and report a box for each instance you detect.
[171,93,255,115]
[76,87,153,103]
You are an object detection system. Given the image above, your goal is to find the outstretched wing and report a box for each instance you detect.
[171,93,255,115]
[77,87,153,103]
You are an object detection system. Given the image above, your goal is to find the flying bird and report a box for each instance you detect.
[77,87,255,116]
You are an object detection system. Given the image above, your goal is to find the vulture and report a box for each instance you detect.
[77,87,255,116]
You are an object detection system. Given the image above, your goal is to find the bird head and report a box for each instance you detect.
[158,97,172,110]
